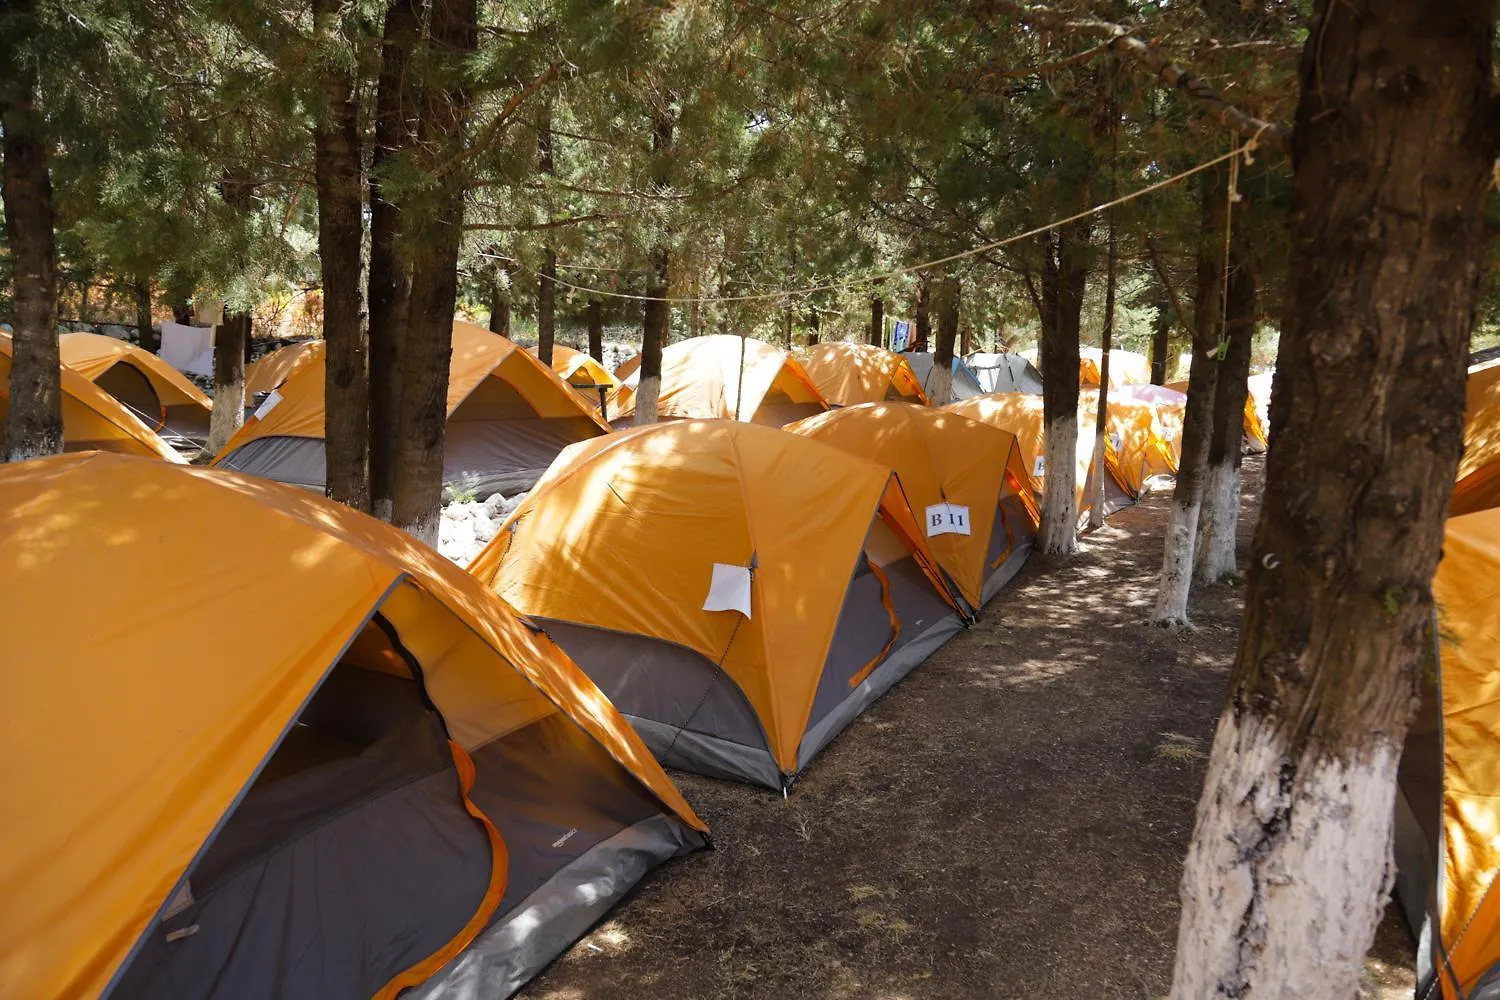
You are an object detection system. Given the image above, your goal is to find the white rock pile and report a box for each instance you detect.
[438,490,526,566]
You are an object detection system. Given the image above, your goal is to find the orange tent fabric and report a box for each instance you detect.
[531,344,616,410]
[0,452,703,1000]
[607,335,829,426]
[469,419,957,779]
[1080,389,1179,493]
[245,339,323,395]
[0,334,184,463]
[1453,363,1500,515]
[785,402,1038,608]
[1166,377,1268,451]
[59,332,212,427]
[801,342,928,406]
[1079,349,1152,390]
[944,392,1133,524]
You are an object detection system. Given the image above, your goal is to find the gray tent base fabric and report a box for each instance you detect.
[980,541,1034,607]
[410,814,704,1000]
[797,613,964,772]
[626,715,783,789]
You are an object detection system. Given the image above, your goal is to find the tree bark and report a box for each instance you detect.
[1149,286,1171,385]
[390,0,476,544]
[1090,210,1118,530]
[133,277,157,352]
[1152,169,1226,625]
[367,0,418,521]
[1038,226,1087,554]
[1194,230,1255,584]
[780,248,794,350]
[635,100,674,427]
[0,0,62,462]
[914,276,932,353]
[805,309,821,348]
[487,272,510,336]
[535,102,556,366]
[1169,3,1494,997]
[586,299,603,362]
[314,0,370,512]
[205,312,249,454]
[929,276,959,406]
[869,295,884,347]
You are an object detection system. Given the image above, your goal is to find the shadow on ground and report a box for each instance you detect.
[521,455,1417,999]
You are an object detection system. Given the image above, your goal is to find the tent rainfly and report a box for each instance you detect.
[1396,502,1500,1000]
[786,402,1039,610]
[966,352,1044,395]
[1080,389,1180,492]
[1079,348,1152,390]
[0,453,706,1000]
[944,392,1136,527]
[469,420,964,791]
[1166,378,1269,453]
[0,333,184,463]
[217,322,609,498]
[900,351,986,401]
[1452,362,1500,516]
[607,334,829,427]
[801,342,928,407]
[59,332,213,444]
[244,339,324,397]
[529,344,617,411]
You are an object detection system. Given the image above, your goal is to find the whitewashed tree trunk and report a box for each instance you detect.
[926,364,953,408]
[1170,709,1398,1000]
[206,375,245,455]
[1039,410,1078,554]
[396,504,441,548]
[1194,457,1240,583]
[1153,492,1200,623]
[633,375,661,426]
[1088,428,1107,529]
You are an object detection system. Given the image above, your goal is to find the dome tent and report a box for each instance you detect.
[59,332,213,444]
[217,322,609,499]
[802,341,928,406]
[0,453,705,1000]
[967,352,1044,394]
[470,420,964,791]
[244,338,323,396]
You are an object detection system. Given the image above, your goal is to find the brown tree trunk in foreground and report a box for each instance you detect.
[1169,3,1494,996]
[487,275,509,336]
[1152,169,1226,625]
[1089,210,1118,530]
[0,0,62,462]
[133,277,157,353]
[586,299,603,362]
[205,312,249,454]
[314,0,369,512]
[635,100,674,426]
[1038,225,1087,554]
[929,276,959,406]
[869,295,884,347]
[367,0,418,521]
[1194,230,1255,584]
[390,0,477,544]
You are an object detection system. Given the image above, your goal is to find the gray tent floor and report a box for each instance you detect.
[515,455,1417,999]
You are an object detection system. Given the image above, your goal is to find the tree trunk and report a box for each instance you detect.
[929,276,959,406]
[487,272,509,336]
[535,102,556,366]
[367,0,418,521]
[1152,169,1226,625]
[586,299,603,362]
[635,100,674,427]
[1194,230,1255,584]
[780,248,794,350]
[1090,210,1118,530]
[0,0,62,462]
[869,295,884,347]
[205,312,249,454]
[914,277,932,353]
[133,277,157,352]
[805,309,820,348]
[1038,227,1087,555]
[1150,288,1171,385]
[314,0,370,512]
[390,0,477,545]
[1169,4,1494,997]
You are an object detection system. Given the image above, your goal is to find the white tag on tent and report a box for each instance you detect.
[703,563,753,618]
[253,389,283,421]
[925,503,971,537]
[1032,455,1046,477]
[1109,431,1124,453]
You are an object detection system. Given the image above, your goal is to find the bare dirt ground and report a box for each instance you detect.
[522,456,1418,1000]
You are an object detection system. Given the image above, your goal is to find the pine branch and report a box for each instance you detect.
[435,61,561,180]
[988,2,1290,154]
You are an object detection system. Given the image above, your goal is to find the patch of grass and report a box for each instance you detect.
[1156,732,1206,762]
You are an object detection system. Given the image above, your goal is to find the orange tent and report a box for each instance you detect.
[469,419,961,790]
[1081,389,1180,492]
[786,402,1038,609]
[1116,383,1187,474]
[1452,362,1500,516]
[0,333,184,463]
[0,453,704,1000]
[944,392,1135,527]
[801,342,928,406]
[1396,503,1500,1000]
[59,332,212,442]
[529,344,616,410]
[245,339,323,396]
[1166,377,1269,452]
[607,334,829,426]
[1079,348,1152,390]
[218,322,608,497]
